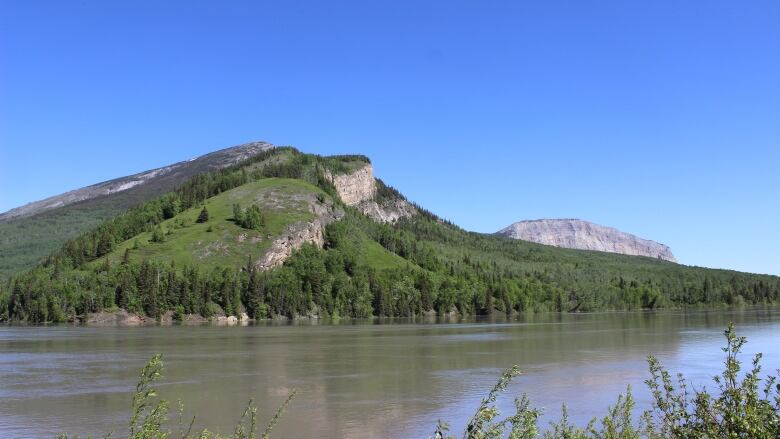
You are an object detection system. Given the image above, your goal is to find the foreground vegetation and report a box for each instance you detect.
[433,323,780,438]
[2,147,779,323]
[57,353,296,439]
[58,324,780,438]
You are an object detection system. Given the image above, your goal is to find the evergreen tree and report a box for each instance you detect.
[96,233,113,257]
[197,206,209,223]
[139,261,159,317]
[115,276,130,310]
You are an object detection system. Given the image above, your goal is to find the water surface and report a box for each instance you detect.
[2,309,779,438]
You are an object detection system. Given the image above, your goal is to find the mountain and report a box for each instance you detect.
[0,141,273,279]
[91,153,414,285]
[2,145,778,324]
[0,141,273,221]
[496,219,677,262]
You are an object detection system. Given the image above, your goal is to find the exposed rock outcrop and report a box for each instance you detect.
[255,196,344,270]
[84,309,155,325]
[215,315,240,326]
[358,197,417,223]
[325,164,416,223]
[324,165,376,205]
[255,163,416,271]
[496,219,677,262]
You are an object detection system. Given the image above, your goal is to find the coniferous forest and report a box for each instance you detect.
[2,147,779,323]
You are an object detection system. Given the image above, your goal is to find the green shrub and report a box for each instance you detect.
[57,354,296,439]
[233,204,265,230]
[150,226,165,243]
[202,301,223,319]
[432,323,780,439]
[172,305,185,322]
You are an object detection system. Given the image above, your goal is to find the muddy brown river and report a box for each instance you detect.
[2,309,779,438]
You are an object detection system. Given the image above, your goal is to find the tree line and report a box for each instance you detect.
[3,208,779,323]
[1,148,779,323]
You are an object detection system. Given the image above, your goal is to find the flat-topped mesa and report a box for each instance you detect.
[324,163,416,223]
[497,218,677,262]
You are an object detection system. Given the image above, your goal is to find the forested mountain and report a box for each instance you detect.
[0,141,272,280]
[2,146,778,323]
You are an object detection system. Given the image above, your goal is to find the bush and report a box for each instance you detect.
[432,323,780,439]
[202,301,224,319]
[172,305,185,322]
[57,354,296,439]
[234,204,265,230]
[150,226,165,243]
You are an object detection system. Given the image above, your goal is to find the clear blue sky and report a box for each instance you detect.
[1,1,778,275]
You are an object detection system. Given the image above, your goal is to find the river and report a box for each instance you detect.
[2,308,779,438]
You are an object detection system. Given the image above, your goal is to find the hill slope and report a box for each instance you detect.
[0,141,273,221]
[0,141,273,279]
[1,146,778,323]
[497,219,677,262]
[95,178,339,269]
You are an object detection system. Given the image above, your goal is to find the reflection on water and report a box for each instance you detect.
[1,308,779,438]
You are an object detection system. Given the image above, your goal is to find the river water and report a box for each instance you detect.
[1,308,779,438]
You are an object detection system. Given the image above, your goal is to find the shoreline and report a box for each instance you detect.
[2,304,778,327]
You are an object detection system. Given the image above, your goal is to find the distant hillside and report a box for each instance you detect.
[0,141,272,221]
[0,141,273,279]
[496,219,677,262]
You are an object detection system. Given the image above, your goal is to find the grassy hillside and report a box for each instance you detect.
[94,178,323,269]
[1,147,778,323]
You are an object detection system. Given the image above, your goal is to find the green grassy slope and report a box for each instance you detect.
[363,239,411,270]
[90,175,409,274]
[95,178,323,269]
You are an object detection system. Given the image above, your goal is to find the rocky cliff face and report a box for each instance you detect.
[255,195,344,270]
[496,219,677,262]
[257,163,418,270]
[324,165,377,205]
[358,197,417,224]
[0,141,273,221]
[325,164,416,223]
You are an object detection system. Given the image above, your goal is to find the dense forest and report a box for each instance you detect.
[2,147,779,323]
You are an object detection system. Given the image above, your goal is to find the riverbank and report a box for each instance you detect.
[3,303,777,327]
